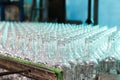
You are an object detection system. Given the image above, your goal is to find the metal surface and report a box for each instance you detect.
[86,0,93,24]
[94,0,99,25]
[96,74,120,80]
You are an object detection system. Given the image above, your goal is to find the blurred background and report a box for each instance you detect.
[0,0,120,28]
[66,0,120,27]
